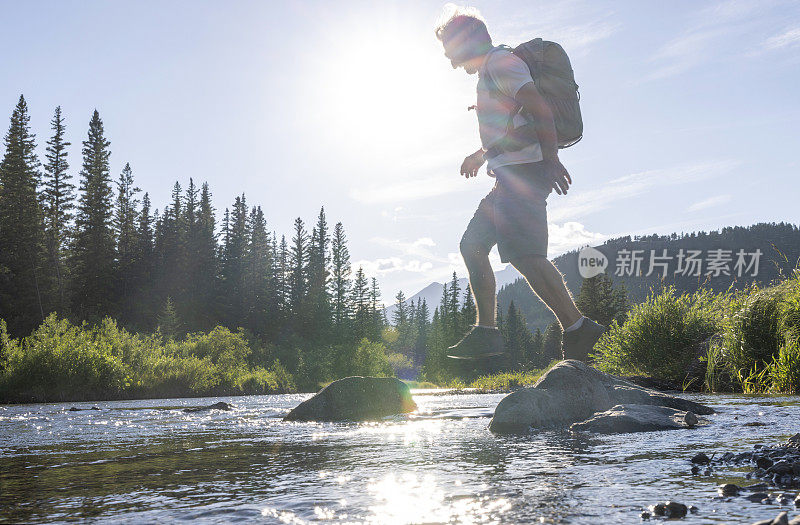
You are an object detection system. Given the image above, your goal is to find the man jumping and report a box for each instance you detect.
[436,7,605,362]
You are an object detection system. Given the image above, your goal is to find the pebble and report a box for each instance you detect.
[691,452,711,465]
[684,411,698,427]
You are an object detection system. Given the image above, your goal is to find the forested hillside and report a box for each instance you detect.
[498,222,800,332]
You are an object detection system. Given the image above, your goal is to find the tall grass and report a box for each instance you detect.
[592,287,725,384]
[0,314,295,403]
[591,271,800,394]
[707,270,800,393]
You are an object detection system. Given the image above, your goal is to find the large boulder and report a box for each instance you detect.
[489,360,713,434]
[284,376,417,422]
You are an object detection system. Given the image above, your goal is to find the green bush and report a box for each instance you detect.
[0,314,296,403]
[709,270,800,392]
[353,338,392,377]
[592,287,724,383]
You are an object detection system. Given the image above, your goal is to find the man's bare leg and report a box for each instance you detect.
[511,254,581,329]
[461,243,496,327]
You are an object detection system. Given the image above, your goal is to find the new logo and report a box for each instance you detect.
[578,246,608,279]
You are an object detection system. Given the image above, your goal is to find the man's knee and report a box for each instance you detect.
[510,254,550,275]
[459,236,488,262]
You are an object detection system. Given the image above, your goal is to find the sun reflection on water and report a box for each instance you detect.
[366,472,510,524]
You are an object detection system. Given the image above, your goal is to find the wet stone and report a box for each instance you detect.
[692,452,711,465]
[649,501,688,518]
[745,492,770,503]
[719,483,740,497]
[769,461,794,475]
[758,457,775,469]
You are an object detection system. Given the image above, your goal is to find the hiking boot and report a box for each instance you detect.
[562,318,606,362]
[447,326,504,359]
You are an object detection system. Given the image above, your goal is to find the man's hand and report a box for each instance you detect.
[460,149,485,178]
[543,157,572,195]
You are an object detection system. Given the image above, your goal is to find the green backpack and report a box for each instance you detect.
[483,38,583,158]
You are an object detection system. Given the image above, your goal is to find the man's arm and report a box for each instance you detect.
[460,147,486,178]
[514,82,572,194]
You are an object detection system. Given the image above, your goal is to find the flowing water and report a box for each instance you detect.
[1,391,799,524]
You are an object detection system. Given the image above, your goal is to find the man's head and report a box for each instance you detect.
[435,5,492,74]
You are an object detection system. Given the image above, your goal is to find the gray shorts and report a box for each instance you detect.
[461,162,552,263]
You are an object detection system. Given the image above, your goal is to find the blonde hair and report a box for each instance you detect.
[434,4,490,43]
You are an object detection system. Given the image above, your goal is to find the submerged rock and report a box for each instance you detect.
[284,376,417,422]
[489,360,713,434]
[68,406,100,411]
[718,483,740,497]
[691,452,711,465]
[751,511,792,525]
[648,501,688,518]
[183,401,234,413]
[569,404,693,434]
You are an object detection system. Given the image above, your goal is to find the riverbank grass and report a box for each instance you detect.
[593,269,800,394]
[0,314,294,403]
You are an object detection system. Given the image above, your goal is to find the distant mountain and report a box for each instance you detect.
[385,264,522,323]
[498,222,800,332]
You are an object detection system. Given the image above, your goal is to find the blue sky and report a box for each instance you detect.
[1,0,799,303]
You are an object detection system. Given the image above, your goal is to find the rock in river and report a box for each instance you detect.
[183,401,234,413]
[569,404,694,434]
[284,376,417,422]
[489,360,713,434]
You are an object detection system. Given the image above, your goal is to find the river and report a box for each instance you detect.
[1,391,798,524]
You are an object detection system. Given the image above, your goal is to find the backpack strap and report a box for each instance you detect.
[482,44,538,159]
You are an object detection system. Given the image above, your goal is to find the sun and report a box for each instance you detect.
[312,19,459,157]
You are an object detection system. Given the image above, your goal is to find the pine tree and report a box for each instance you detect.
[502,301,537,369]
[575,273,628,327]
[276,234,290,325]
[0,95,45,335]
[350,266,369,340]
[221,195,248,326]
[413,298,430,368]
[307,207,331,341]
[194,182,218,330]
[447,272,462,340]
[393,290,408,326]
[157,296,181,340]
[41,105,74,313]
[462,283,476,327]
[129,192,155,330]
[71,109,116,322]
[289,216,309,333]
[369,277,385,340]
[114,163,140,324]
[330,221,351,338]
[244,206,271,334]
[542,321,562,360]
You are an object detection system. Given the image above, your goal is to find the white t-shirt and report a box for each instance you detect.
[476,47,542,171]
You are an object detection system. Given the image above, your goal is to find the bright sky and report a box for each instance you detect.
[2,0,799,303]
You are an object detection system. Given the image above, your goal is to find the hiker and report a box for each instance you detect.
[435,6,605,362]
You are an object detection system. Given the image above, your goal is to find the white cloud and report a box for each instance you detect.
[764,27,800,50]
[354,256,435,277]
[688,194,732,212]
[548,221,608,256]
[645,0,774,81]
[498,0,618,56]
[370,236,445,262]
[549,159,739,222]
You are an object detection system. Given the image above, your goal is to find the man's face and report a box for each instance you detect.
[442,36,482,75]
